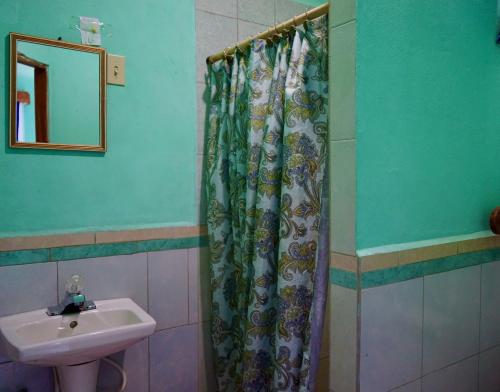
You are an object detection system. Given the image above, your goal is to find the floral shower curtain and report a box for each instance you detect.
[205,15,329,392]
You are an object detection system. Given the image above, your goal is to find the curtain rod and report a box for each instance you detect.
[206,2,329,65]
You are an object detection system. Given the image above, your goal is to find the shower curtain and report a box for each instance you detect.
[205,15,328,392]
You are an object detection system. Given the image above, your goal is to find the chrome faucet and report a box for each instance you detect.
[47,275,96,316]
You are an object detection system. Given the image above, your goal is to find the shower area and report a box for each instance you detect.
[198,1,333,391]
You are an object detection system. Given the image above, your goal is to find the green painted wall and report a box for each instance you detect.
[18,41,100,145]
[0,0,196,237]
[356,0,500,249]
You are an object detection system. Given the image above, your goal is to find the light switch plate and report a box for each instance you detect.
[107,54,125,86]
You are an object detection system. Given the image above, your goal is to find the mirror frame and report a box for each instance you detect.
[9,33,107,152]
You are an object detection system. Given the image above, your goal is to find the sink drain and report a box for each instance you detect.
[69,321,78,329]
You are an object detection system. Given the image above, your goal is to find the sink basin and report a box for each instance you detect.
[0,298,156,366]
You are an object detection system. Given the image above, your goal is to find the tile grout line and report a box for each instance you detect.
[356,255,361,392]
[477,263,483,392]
[331,18,356,30]
[480,341,500,354]
[478,264,483,351]
[274,0,277,25]
[146,251,151,392]
[146,252,150,313]
[196,8,238,21]
[421,351,481,379]
[388,377,422,391]
[187,249,192,325]
[391,348,490,391]
[236,0,239,45]
[56,259,60,304]
[421,275,425,384]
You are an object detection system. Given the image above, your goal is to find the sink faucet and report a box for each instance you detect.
[47,275,96,316]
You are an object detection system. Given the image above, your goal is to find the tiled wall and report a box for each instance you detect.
[328,0,500,390]
[329,0,356,256]
[359,260,500,392]
[0,247,214,392]
[330,284,358,392]
[329,0,357,390]
[195,0,319,223]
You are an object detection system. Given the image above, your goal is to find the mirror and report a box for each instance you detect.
[9,33,106,151]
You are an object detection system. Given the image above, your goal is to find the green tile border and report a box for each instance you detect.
[330,267,358,289]
[0,236,209,267]
[330,247,500,289]
[0,249,50,267]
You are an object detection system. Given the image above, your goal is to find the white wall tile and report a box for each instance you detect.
[148,249,189,330]
[195,154,208,225]
[188,247,211,324]
[196,11,237,83]
[97,338,149,392]
[188,248,211,323]
[0,361,14,391]
[422,356,478,392]
[479,345,500,392]
[423,266,480,374]
[198,322,217,392]
[331,21,356,142]
[238,0,275,26]
[188,248,200,324]
[12,363,54,392]
[330,284,357,392]
[196,0,237,18]
[480,260,500,350]
[392,379,422,392]
[275,0,309,24]
[149,324,198,392]
[238,20,270,41]
[0,262,57,317]
[58,253,148,311]
[331,0,356,28]
[330,140,356,255]
[360,279,423,391]
[200,248,211,322]
[0,353,9,364]
[0,363,52,392]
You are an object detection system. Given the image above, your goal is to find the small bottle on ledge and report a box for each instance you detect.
[490,207,500,234]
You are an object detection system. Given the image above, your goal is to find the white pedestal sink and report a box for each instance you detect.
[0,298,156,392]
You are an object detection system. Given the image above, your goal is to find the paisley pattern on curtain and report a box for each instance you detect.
[205,15,328,392]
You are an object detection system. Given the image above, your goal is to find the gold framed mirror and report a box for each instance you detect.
[9,33,106,152]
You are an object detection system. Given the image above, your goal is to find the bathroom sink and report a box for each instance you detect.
[0,298,156,366]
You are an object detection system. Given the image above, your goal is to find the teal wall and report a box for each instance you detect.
[18,41,100,145]
[0,0,196,237]
[356,0,500,249]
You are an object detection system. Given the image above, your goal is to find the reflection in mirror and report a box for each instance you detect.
[16,51,48,143]
[10,34,106,151]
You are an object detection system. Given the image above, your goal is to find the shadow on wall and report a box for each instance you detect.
[198,82,210,225]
